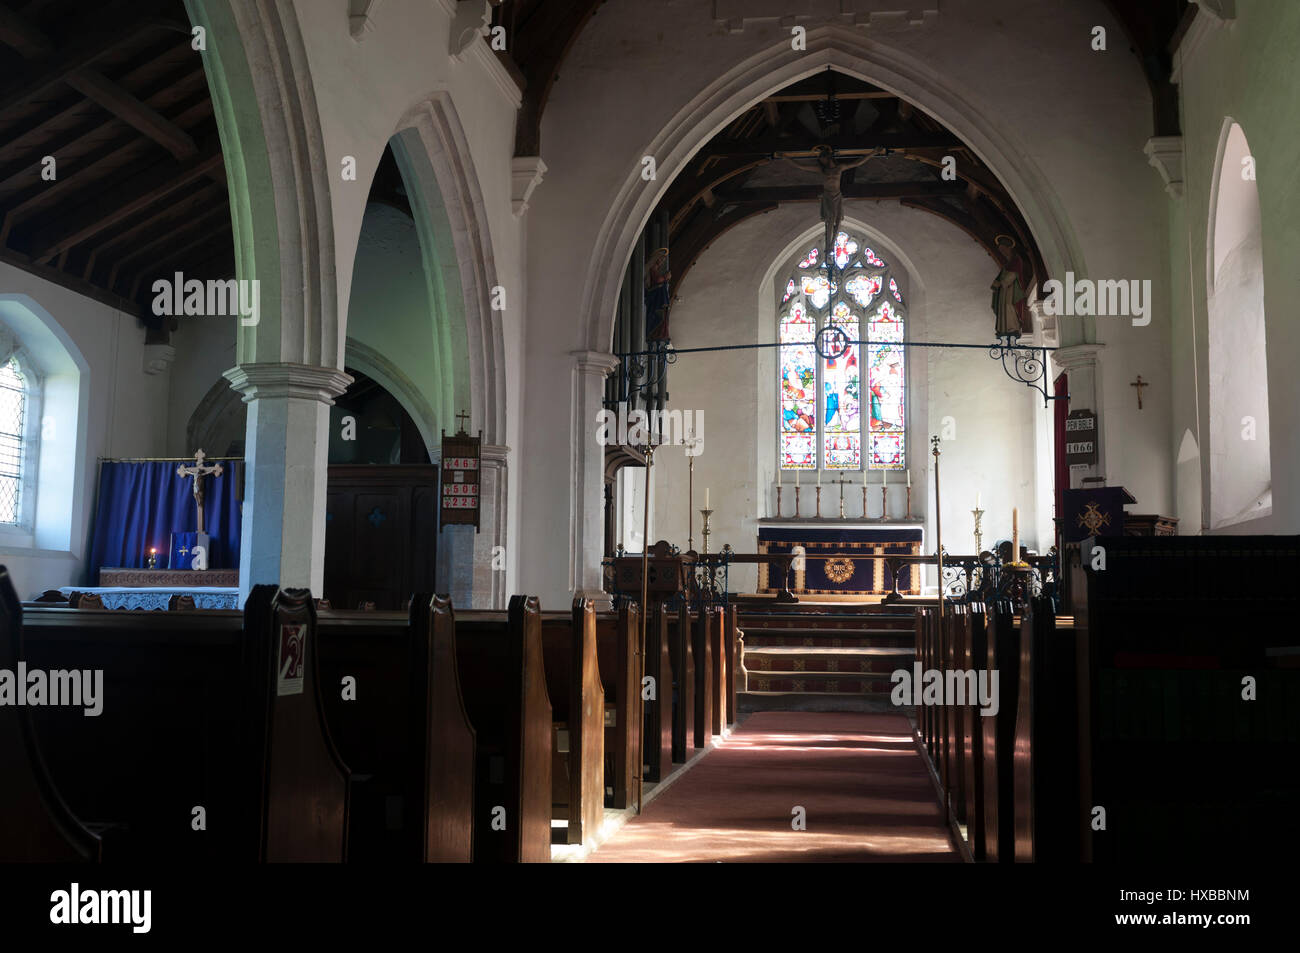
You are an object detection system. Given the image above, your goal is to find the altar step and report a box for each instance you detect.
[737,607,916,704]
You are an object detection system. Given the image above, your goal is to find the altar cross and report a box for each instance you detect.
[1130,375,1148,410]
[455,409,471,435]
[176,449,224,535]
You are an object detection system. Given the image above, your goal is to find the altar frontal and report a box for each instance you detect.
[757,526,923,596]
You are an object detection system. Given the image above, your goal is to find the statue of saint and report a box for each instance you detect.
[990,235,1032,338]
[789,145,881,258]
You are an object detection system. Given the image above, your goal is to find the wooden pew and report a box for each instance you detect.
[540,600,605,847]
[15,584,349,861]
[710,604,727,734]
[693,605,714,749]
[643,602,674,783]
[455,596,552,863]
[1072,536,1300,863]
[317,594,475,862]
[979,600,1019,863]
[0,568,101,861]
[595,601,642,811]
[669,603,694,764]
[961,604,988,861]
[1011,596,1078,863]
[722,606,739,727]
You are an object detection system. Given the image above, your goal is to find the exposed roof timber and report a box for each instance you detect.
[127,219,232,298]
[88,180,225,279]
[717,181,965,204]
[29,144,223,263]
[0,244,142,316]
[504,0,607,156]
[106,200,230,288]
[0,4,198,158]
[706,132,963,157]
[1101,0,1189,136]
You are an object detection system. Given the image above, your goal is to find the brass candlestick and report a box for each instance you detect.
[906,486,913,520]
[700,507,714,556]
[815,485,822,518]
[687,452,694,552]
[972,506,985,554]
[932,436,944,627]
[861,486,868,519]
[146,549,158,569]
[837,479,847,519]
[878,484,888,522]
[794,485,801,518]
[775,484,783,518]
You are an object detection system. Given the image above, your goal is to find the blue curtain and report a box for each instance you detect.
[85,461,242,581]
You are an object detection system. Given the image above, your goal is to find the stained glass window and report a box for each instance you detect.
[777,230,906,472]
[0,358,26,524]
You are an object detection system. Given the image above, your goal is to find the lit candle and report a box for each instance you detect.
[1012,507,1019,562]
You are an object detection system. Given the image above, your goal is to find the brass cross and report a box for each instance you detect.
[176,449,224,535]
[1130,375,1148,410]
[455,409,471,434]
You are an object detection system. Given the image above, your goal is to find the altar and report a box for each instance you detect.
[58,586,239,610]
[756,521,924,596]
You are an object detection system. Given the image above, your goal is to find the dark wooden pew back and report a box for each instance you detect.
[455,597,551,862]
[15,585,349,862]
[595,601,642,812]
[317,594,475,861]
[0,568,101,861]
[669,603,694,763]
[643,602,673,783]
[540,600,604,846]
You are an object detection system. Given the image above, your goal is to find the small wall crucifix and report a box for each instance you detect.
[1130,375,1149,410]
[176,449,224,535]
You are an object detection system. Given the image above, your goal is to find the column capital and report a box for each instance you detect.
[1051,343,1105,371]
[1144,136,1185,199]
[571,349,620,376]
[224,362,353,403]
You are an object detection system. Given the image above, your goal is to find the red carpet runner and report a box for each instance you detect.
[589,711,960,862]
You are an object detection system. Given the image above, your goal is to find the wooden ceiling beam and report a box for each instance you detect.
[106,200,231,289]
[28,144,223,263]
[64,68,197,159]
[707,132,962,157]
[126,219,232,299]
[0,4,198,159]
[716,180,962,205]
[510,0,606,156]
[84,180,225,280]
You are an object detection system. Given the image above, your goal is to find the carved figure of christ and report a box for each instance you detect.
[788,148,881,260]
[175,449,224,535]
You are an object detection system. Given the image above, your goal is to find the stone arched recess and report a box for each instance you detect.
[567,27,1088,598]
[1205,118,1271,529]
[384,95,510,608]
[186,0,351,599]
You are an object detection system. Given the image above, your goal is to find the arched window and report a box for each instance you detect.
[0,355,33,526]
[779,230,906,472]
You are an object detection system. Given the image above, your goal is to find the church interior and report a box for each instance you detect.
[0,0,1296,907]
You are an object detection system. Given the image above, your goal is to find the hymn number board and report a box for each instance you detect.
[441,425,482,532]
[1065,409,1098,468]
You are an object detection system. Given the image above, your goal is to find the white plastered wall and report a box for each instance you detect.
[522,0,1172,608]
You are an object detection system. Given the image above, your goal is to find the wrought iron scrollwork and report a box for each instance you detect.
[989,335,1064,407]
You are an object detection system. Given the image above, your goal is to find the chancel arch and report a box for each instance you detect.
[1206,119,1271,530]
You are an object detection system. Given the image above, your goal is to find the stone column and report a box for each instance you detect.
[572,350,619,610]
[1051,344,1106,488]
[224,363,352,603]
